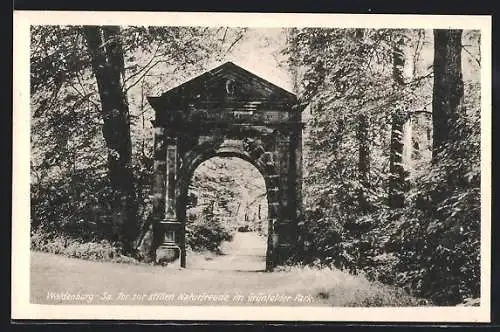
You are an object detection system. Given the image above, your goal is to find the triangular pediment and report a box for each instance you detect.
[148,62,298,111]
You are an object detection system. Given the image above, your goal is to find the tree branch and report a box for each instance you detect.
[122,43,161,86]
[221,27,228,43]
[123,47,198,93]
[461,44,481,66]
[123,59,170,93]
[226,34,244,54]
[412,29,425,77]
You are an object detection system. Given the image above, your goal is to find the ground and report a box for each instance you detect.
[31,232,426,306]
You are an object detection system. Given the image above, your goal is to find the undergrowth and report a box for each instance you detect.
[275,263,431,307]
[30,228,140,264]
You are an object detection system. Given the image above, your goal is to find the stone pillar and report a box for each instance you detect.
[165,137,177,220]
[155,134,182,266]
[265,173,280,271]
[151,126,166,247]
[275,130,295,265]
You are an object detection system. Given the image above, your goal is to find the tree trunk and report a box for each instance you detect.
[83,26,138,254]
[432,29,464,164]
[356,113,370,213]
[353,29,371,214]
[388,33,407,209]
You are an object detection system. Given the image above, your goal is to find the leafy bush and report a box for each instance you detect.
[185,206,234,253]
[385,160,480,304]
[300,173,480,305]
[30,147,153,259]
[31,227,139,264]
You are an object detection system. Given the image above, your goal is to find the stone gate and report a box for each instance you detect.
[147,62,305,271]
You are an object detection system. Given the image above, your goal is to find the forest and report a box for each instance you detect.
[29,26,482,306]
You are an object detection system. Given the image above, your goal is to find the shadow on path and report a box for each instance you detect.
[187,231,267,272]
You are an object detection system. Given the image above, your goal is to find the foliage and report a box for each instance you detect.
[185,157,267,253]
[30,25,246,256]
[185,205,234,253]
[31,227,139,264]
[388,82,481,303]
[187,157,268,236]
[286,27,481,305]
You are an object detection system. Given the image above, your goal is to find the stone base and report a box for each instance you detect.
[276,243,295,265]
[155,245,181,266]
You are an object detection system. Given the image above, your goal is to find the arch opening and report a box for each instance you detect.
[183,156,270,272]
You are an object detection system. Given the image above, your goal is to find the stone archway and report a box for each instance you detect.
[147,62,305,271]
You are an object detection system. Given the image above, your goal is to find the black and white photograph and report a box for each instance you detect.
[12,11,491,322]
